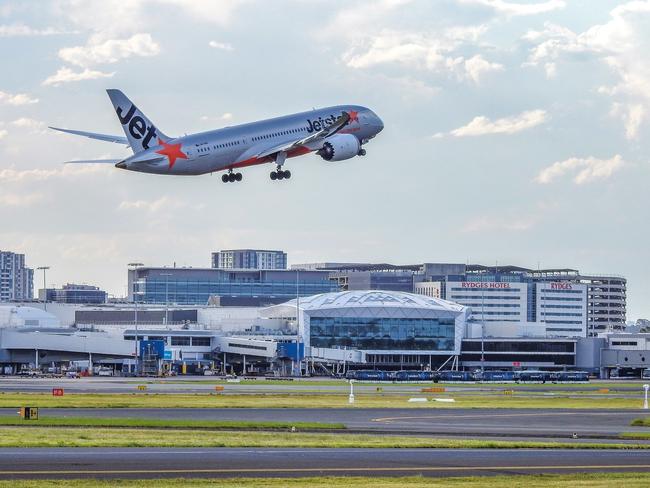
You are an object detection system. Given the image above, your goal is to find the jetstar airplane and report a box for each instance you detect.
[51,90,384,182]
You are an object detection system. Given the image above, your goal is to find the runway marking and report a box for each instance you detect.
[372,412,634,423]
[1,465,649,476]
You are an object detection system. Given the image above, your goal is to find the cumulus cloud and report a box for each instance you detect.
[535,155,625,185]
[42,67,115,86]
[208,40,233,51]
[523,4,650,139]
[0,90,38,105]
[58,33,160,67]
[435,109,548,137]
[458,0,566,16]
[11,118,47,134]
[0,23,74,37]
[342,30,500,84]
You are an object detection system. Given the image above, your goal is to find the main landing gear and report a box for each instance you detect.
[222,170,242,183]
[270,151,290,181]
[270,168,291,180]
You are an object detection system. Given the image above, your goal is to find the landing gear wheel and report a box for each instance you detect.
[358,148,366,156]
[221,174,229,183]
[277,171,285,180]
[235,172,243,182]
[228,172,236,182]
[283,170,291,179]
[270,171,277,180]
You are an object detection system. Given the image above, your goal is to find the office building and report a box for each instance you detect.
[39,284,107,305]
[212,249,287,270]
[128,266,337,306]
[0,251,33,301]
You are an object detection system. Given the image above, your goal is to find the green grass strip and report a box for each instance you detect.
[1,427,649,449]
[0,392,644,409]
[631,417,650,427]
[3,473,650,487]
[0,416,344,430]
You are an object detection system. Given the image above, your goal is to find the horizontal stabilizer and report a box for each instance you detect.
[63,159,121,164]
[50,126,129,146]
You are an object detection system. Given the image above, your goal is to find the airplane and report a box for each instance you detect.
[51,90,384,182]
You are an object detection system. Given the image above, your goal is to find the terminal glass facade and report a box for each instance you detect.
[309,316,455,351]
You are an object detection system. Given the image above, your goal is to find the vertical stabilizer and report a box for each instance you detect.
[106,89,169,153]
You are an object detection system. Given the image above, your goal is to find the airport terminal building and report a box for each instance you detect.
[0,288,646,378]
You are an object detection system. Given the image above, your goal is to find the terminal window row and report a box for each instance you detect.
[450,295,521,300]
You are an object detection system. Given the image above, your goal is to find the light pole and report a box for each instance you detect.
[295,269,301,377]
[36,266,50,311]
[644,384,649,410]
[128,262,143,372]
[160,272,173,325]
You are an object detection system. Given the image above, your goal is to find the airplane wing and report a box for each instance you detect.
[50,126,130,146]
[252,111,351,159]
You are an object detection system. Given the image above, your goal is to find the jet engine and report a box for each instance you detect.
[317,134,361,161]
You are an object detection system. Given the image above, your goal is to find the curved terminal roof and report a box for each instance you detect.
[0,305,61,328]
[267,290,467,313]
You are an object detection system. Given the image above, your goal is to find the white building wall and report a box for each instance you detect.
[446,281,528,323]
[536,282,587,338]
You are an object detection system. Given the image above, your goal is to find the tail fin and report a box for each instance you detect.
[106,89,169,153]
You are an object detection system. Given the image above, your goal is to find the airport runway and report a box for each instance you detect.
[1,407,647,440]
[0,376,646,397]
[0,448,648,480]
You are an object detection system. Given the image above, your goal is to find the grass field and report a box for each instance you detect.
[0,392,645,409]
[0,416,344,430]
[3,473,650,487]
[631,417,650,426]
[1,426,648,449]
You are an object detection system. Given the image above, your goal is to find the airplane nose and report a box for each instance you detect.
[374,115,384,133]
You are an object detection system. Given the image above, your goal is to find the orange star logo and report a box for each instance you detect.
[155,139,188,169]
[348,110,359,124]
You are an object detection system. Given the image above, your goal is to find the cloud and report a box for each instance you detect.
[461,215,536,233]
[0,129,7,139]
[119,196,205,213]
[0,90,38,105]
[535,155,625,185]
[57,0,248,38]
[200,113,234,123]
[0,193,44,207]
[208,40,233,51]
[42,67,115,86]
[11,117,47,133]
[0,23,74,37]
[523,4,650,139]
[458,0,566,16]
[436,109,548,137]
[0,165,107,183]
[342,30,499,84]
[58,33,160,67]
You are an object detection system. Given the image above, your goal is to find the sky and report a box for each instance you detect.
[0,0,648,319]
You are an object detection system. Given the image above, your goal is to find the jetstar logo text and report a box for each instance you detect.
[116,104,158,149]
[461,282,511,289]
[306,114,338,133]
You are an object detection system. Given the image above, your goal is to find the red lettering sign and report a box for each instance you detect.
[461,282,511,289]
[52,388,64,396]
[550,282,572,290]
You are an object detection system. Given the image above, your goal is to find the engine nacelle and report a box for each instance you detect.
[317,134,360,162]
